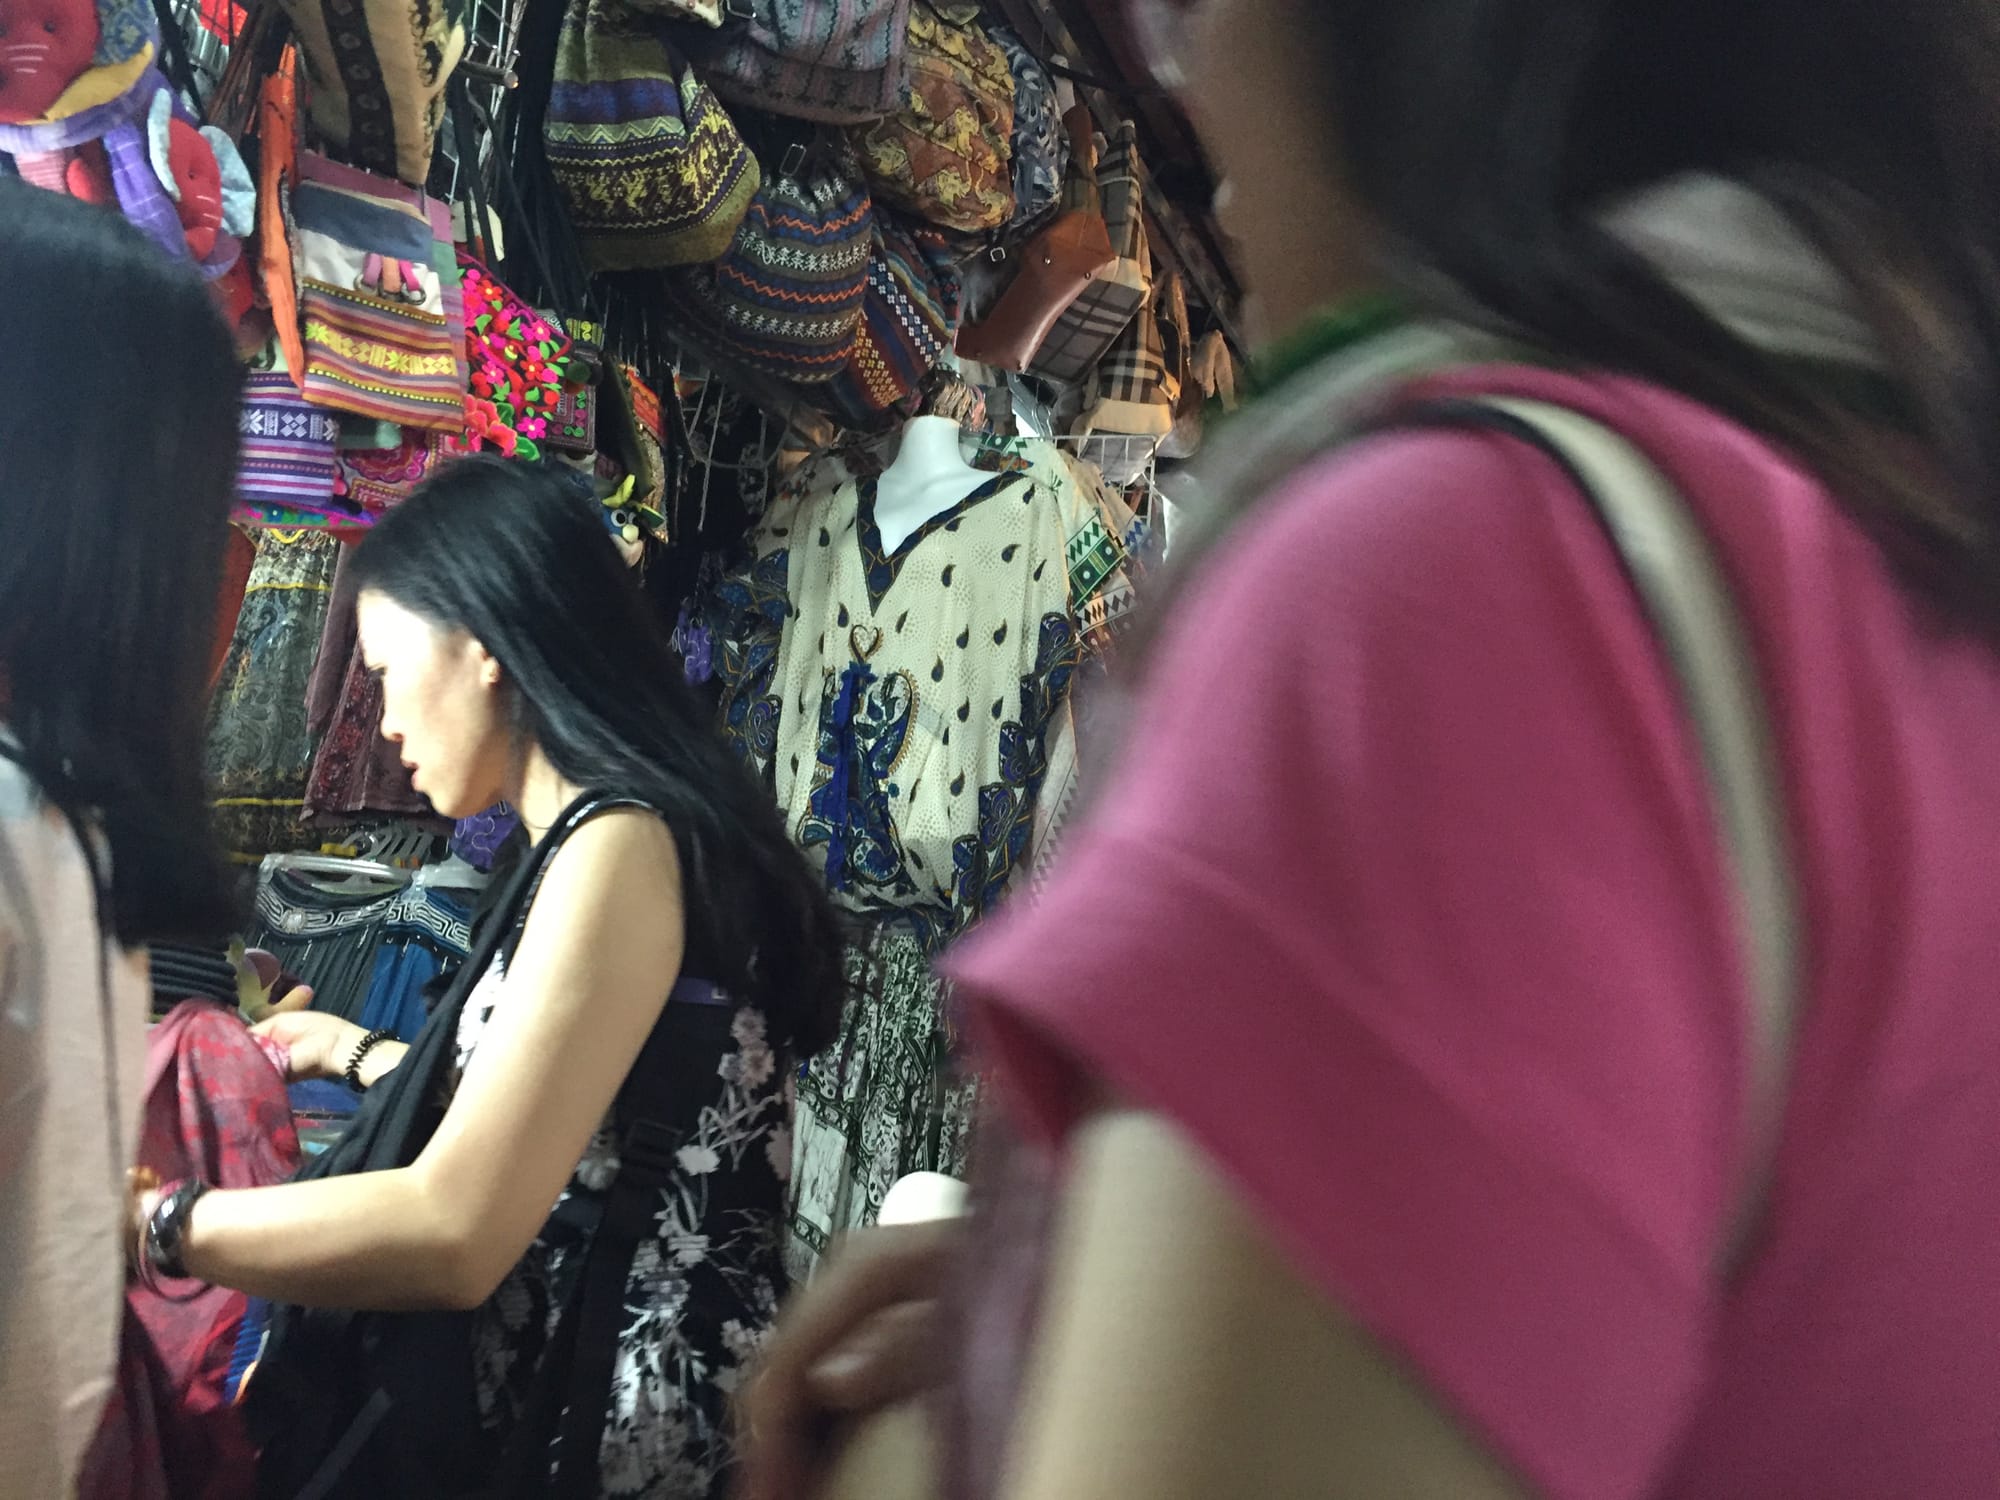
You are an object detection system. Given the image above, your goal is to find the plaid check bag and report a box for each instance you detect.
[1028,117,1149,384]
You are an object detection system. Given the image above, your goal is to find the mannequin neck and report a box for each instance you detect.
[872,416,988,554]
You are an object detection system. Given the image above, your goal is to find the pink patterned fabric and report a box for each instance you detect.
[85,1002,302,1500]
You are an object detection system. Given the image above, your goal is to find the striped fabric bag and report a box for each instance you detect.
[276,0,469,187]
[1028,119,1150,385]
[820,214,963,427]
[237,370,342,514]
[680,0,913,125]
[293,174,468,431]
[545,0,760,271]
[669,149,873,383]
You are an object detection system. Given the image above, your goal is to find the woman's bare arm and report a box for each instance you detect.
[998,1109,1539,1500]
[177,810,686,1310]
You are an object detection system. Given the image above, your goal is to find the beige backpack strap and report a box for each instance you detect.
[1460,396,1803,1273]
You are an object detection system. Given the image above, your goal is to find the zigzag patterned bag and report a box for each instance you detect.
[545,0,760,271]
[669,145,874,383]
[821,212,963,427]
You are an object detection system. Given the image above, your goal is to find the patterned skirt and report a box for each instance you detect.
[786,925,978,1278]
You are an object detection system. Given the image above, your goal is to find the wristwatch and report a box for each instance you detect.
[144,1178,211,1281]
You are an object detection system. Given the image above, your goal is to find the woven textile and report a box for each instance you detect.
[852,3,1014,234]
[822,213,963,425]
[238,372,341,509]
[277,0,468,187]
[670,157,873,383]
[988,23,1065,230]
[1028,119,1149,383]
[545,0,759,271]
[293,175,467,430]
[682,0,913,125]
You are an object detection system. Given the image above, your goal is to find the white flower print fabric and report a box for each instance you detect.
[452,954,792,1498]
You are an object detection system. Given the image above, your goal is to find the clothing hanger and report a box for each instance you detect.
[259,851,411,896]
[413,853,491,893]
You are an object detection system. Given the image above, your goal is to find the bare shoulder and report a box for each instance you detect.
[518,808,686,961]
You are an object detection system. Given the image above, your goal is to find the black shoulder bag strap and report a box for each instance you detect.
[253,790,655,1500]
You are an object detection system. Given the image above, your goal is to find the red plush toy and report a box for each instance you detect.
[162,111,223,259]
[0,0,99,124]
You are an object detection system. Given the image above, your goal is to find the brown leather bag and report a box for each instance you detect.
[954,106,1115,371]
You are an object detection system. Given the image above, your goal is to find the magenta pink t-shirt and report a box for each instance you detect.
[948,366,2000,1500]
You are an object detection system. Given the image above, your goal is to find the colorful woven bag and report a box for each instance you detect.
[679,0,913,125]
[545,0,760,271]
[276,0,468,187]
[669,147,873,383]
[988,23,1065,231]
[237,368,341,515]
[293,168,467,431]
[852,2,1015,234]
[821,213,962,425]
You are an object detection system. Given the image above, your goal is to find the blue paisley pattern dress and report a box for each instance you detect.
[704,434,1137,1272]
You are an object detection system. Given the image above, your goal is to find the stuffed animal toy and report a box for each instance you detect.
[0,0,254,283]
[145,85,252,267]
[0,0,103,124]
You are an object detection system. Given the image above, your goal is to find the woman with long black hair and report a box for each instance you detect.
[0,182,242,1498]
[142,457,847,1498]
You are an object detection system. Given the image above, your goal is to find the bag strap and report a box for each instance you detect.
[1406,396,1803,1276]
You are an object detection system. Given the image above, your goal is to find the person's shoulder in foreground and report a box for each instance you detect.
[950,365,2000,1500]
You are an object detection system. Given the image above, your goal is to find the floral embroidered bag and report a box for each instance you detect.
[851,1,1016,235]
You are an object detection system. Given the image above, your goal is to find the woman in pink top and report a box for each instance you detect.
[742,1,2000,1497]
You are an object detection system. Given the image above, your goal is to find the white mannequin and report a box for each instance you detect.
[870,414,991,554]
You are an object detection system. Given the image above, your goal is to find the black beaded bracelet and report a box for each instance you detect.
[345,1028,395,1091]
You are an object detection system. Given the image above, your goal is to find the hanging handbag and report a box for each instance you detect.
[237,367,343,516]
[1074,258,1178,483]
[544,0,760,271]
[819,211,964,427]
[1027,117,1150,383]
[954,106,1113,372]
[668,143,873,384]
[988,23,1066,232]
[275,0,468,187]
[292,160,468,431]
[680,0,913,126]
[851,1,1015,235]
